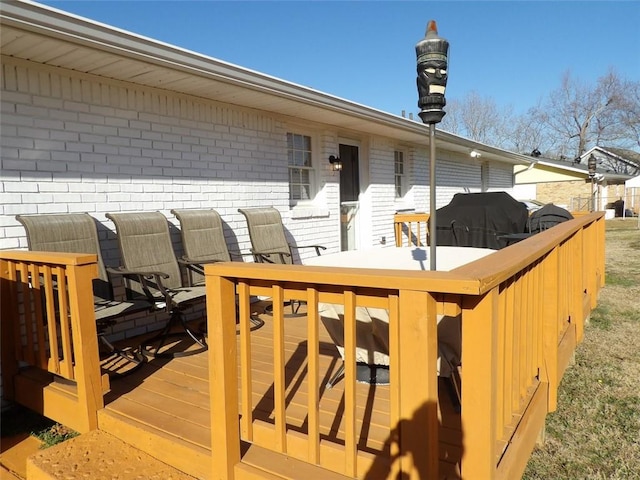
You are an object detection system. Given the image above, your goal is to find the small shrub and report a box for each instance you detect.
[34,423,78,449]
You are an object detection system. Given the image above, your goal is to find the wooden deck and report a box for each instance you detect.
[99,304,463,479]
[1,212,604,479]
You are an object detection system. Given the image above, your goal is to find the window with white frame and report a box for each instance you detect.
[287,132,313,201]
[394,150,405,198]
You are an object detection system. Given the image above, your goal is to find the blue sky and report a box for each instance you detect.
[40,1,639,116]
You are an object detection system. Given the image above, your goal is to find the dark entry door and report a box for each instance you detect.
[339,144,360,251]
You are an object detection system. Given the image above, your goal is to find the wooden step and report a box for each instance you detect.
[26,429,196,480]
[97,408,211,480]
[239,444,355,480]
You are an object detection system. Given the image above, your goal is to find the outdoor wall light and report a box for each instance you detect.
[470,150,482,158]
[328,155,342,171]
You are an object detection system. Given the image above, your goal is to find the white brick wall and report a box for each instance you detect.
[0,60,338,258]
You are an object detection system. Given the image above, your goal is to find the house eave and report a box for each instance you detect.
[1,0,531,166]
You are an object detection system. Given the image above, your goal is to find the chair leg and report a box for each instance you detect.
[98,334,146,378]
[140,310,207,358]
[326,363,345,389]
[249,315,265,331]
[263,300,306,318]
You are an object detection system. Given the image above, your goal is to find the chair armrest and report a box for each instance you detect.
[107,266,170,279]
[177,257,223,285]
[229,251,254,260]
[250,248,292,264]
[106,266,172,308]
[292,245,327,256]
[178,257,224,266]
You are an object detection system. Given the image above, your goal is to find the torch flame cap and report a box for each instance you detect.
[426,20,439,38]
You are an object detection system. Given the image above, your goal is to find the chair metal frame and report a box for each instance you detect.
[106,212,208,358]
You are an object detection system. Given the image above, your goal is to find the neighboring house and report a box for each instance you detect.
[513,155,632,212]
[580,146,640,177]
[625,175,640,221]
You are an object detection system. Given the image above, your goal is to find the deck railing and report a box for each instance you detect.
[206,212,604,480]
[0,251,104,433]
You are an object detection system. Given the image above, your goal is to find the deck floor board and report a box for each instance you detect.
[102,305,462,479]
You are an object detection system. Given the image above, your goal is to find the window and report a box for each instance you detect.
[287,133,313,201]
[394,150,405,198]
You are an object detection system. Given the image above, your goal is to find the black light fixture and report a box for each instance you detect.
[328,155,342,172]
[416,20,449,271]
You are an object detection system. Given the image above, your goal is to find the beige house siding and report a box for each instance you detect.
[534,180,629,212]
[536,180,590,209]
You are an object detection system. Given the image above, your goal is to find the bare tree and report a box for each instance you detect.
[507,107,557,156]
[440,98,463,136]
[440,91,513,147]
[438,70,639,164]
[534,69,629,158]
[615,79,640,149]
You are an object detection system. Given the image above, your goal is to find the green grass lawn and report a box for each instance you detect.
[523,219,640,480]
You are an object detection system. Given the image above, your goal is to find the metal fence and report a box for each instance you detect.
[571,193,640,217]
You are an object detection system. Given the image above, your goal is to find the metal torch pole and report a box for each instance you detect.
[429,123,437,271]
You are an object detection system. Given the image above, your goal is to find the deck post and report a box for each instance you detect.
[66,260,103,432]
[206,272,240,480]
[583,220,599,310]
[461,289,499,479]
[396,289,439,479]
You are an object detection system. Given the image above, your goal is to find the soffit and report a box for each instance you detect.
[1,1,531,166]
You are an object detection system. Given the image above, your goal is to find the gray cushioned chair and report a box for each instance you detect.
[238,207,326,264]
[238,207,326,315]
[106,211,207,358]
[16,213,150,376]
[171,208,264,330]
[170,208,233,287]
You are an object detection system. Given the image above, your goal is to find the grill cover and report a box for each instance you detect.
[435,192,529,249]
[528,204,573,233]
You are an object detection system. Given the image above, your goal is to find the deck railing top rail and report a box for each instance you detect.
[213,212,604,295]
[1,249,98,266]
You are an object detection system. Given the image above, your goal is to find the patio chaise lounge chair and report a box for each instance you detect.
[16,213,151,377]
[106,211,208,358]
